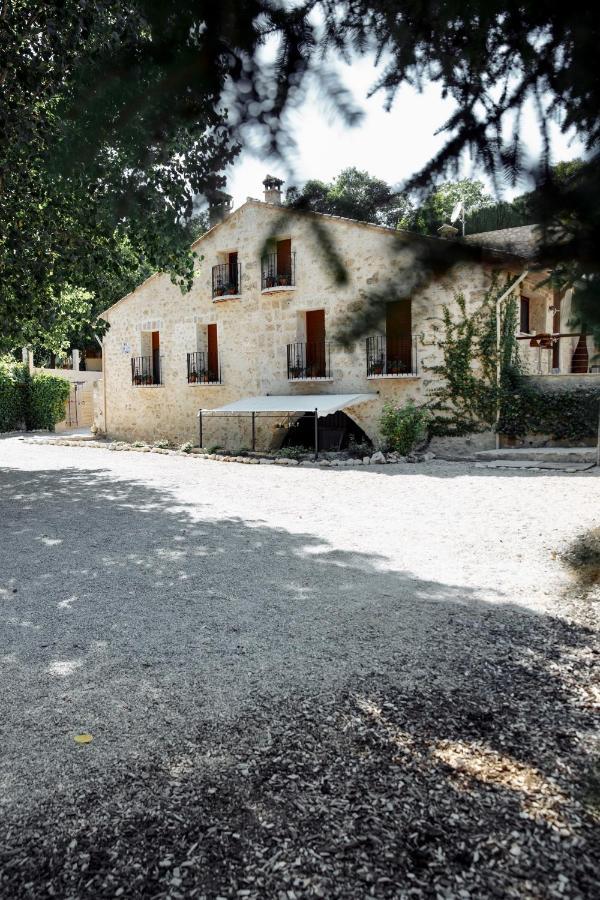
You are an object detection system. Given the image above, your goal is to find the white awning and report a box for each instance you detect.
[201,393,376,418]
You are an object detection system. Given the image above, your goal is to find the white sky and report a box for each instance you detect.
[227,55,583,209]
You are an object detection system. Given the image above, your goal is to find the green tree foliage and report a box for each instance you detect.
[399,180,493,234]
[2,1,600,348]
[286,168,411,227]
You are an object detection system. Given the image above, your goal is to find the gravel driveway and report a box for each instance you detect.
[1,437,599,899]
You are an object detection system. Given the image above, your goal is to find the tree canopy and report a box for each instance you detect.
[2,1,599,349]
[285,168,411,228]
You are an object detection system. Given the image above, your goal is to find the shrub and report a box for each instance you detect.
[379,400,430,455]
[499,385,600,442]
[278,445,310,460]
[26,373,71,430]
[153,439,172,449]
[179,441,193,453]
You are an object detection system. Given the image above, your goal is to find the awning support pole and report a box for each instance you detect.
[198,409,203,448]
[251,412,256,451]
[314,408,319,460]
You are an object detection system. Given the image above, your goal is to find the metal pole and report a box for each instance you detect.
[495,270,529,450]
[198,409,203,448]
[314,408,319,460]
[251,412,256,451]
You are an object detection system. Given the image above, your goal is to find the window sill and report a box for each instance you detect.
[213,294,241,303]
[187,381,223,386]
[288,377,333,383]
[367,373,420,380]
[261,285,296,295]
[132,383,165,388]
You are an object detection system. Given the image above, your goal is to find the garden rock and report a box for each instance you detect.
[371,451,386,464]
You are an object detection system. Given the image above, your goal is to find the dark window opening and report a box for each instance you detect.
[281,411,372,452]
[520,296,530,333]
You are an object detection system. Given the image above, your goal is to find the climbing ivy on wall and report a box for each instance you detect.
[426,278,521,436]
[426,280,600,441]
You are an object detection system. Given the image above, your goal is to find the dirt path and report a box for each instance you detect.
[1,437,598,898]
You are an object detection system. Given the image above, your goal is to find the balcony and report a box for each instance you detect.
[516,332,600,375]
[287,341,332,380]
[187,351,222,384]
[366,335,418,378]
[212,262,241,300]
[131,355,162,386]
[261,252,296,292]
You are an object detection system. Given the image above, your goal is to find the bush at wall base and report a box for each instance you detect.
[0,357,27,432]
[379,400,430,456]
[26,373,71,431]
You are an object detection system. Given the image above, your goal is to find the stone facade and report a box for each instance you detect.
[98,201,535,449]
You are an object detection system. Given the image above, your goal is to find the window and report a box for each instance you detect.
[187,323,221,383]
[262,238,296,289]
[132,329,161,385]
[212,251,241,298]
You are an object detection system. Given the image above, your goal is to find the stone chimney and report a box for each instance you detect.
[208,189,233,228]
[263,175,284,205]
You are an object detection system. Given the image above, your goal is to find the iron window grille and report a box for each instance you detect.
[287,341,332,379]
[131,355,162,385]
[261,251,296,290]
[212,262,241,298]
[366,335,418,376]
[187,351,222,384]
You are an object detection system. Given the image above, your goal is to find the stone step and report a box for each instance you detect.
[474,460,595,471]
[473,447,597,464]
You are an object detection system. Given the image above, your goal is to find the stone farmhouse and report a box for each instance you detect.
[96,177,599,452]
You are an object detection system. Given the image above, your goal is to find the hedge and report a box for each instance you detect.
[499,384,600,442]
[0,371,26,432]
[0,361,71,433]
[26,373,71,431]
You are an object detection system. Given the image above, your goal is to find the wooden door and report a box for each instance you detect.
[207,324,219,381]
[386,299,412,373]
[306,309,325,376]
[276,239,292,283]
[151,330,160,384]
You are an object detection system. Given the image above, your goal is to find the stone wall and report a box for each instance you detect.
[100,202,516,449]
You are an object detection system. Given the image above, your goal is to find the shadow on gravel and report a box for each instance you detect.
[0,465,598,899]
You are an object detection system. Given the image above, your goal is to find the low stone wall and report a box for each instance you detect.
[26,437,437,468]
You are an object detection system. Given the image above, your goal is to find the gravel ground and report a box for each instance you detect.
[0,436,599,898]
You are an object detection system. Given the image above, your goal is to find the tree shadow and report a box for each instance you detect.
[0,464,597,898]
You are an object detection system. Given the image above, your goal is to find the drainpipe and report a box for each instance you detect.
[495,270,529,449]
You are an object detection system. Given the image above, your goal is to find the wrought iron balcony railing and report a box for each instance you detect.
[366,335,418,377]
[261,252,296,290]
[131,355,162,385]
[287,341,332,380]
[212,262,241,298]
[187,351,222,384]
[516,332,600,375]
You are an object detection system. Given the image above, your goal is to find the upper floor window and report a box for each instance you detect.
[261,238,296,291]
[213,251,241,299]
